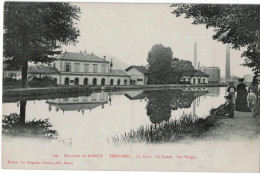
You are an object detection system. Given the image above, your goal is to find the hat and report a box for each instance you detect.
[224,95,231,100]
[238,78,244,82]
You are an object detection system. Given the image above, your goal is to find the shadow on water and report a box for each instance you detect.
[2,100,58,139]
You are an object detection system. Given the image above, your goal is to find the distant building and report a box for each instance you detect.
[125,66,149,85]
[181,70,209,84]
[244,74,254,83]
[200,66,220,83]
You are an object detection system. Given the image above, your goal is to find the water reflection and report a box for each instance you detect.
[46,91,109,114]
[145,89,208,124]
[207,87,221,97]
[3,88,215,140]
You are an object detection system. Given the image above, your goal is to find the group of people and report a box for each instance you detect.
[212,73,260,118]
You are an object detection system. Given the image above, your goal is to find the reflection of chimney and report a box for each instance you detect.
[225,44,231,82]
[193,99,196,116]
[194,42,197,69]
[103,56,106,61]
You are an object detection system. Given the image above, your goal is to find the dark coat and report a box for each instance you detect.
[253,83,260,117]
[212,102,235,118]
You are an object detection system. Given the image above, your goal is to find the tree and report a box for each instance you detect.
[4,2,81,88]
[171,4,260,72]
[172,58,194,83]
[147,44,173,84]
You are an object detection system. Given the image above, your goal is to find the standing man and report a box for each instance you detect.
[253,73,260,118]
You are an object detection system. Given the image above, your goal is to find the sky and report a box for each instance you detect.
[64,3,254,77]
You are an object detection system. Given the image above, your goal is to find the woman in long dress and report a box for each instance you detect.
[253,75,260,117]
[235,78,251,112]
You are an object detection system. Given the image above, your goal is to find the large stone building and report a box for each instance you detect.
[3,51,131,86]
[49,51,131,86]
[200,66,220,83]
[125,66,149,85]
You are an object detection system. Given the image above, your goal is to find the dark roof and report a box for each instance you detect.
[108,69,130,76]
[53,52,109,63]
[125,66,149,74]
[182,70,209,77]
[28,65,59,74]
[48,102,106,111]
[124,92,148,100]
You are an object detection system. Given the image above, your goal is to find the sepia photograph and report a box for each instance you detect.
[1,1,260,172]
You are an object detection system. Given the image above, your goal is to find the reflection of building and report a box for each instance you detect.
[200,67,220,83]
[46,92,109,113]
[125,66,149,85]
[206,87,220,97]
[182,87,208,92]
[181,70,209,84]
[124,90,148,100]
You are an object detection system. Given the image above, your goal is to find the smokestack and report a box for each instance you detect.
[198,61,200,71]
[194,42,197,69]
[103,56,106,61]
[110,58,113,70]
[225,44,230,82]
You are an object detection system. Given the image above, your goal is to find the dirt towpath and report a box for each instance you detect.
[202,111,260,142]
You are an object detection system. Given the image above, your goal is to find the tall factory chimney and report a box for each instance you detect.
[225,44,231,82]
[194,42,197,70]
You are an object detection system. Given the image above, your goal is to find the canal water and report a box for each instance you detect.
[3,87,258,171]
[2,87,226,146]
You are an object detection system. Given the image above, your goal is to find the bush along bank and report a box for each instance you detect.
[2,113,58,139]
[109,113,217,144]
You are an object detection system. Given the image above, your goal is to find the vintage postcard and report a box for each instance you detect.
[2,1,260,172]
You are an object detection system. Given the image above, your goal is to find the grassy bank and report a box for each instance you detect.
[109,113,217,144]
[3,86,92,103]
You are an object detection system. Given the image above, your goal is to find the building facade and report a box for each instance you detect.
[200,66,220,83]
[3,51,131,86]
[48,51,131,86]
[125,66,149,85]
[181,70,209,84]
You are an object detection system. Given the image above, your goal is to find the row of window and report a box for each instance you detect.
[63,63,107,73]
[182,78,207,84]
[64,77,128,86]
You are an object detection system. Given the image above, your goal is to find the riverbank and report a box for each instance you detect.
[2,86,92,103]
[110,110,260,144]
[200,111,260,142]
[3,83,227,100]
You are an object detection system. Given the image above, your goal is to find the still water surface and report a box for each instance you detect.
[2,87,226,146]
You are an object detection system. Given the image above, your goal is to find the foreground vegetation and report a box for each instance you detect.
[110,113,216,144]
[3,77,58,88]
[2,113,58,139]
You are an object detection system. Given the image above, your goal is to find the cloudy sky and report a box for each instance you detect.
[64,3,254,77]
